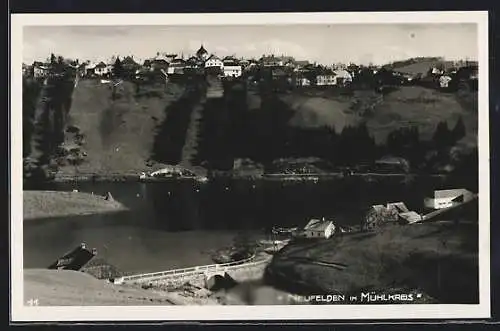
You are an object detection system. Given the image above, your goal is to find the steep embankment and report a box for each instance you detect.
[24,269,174,306]
[266,220,478,304]
[23,190,127,220]
[56,79,185,176]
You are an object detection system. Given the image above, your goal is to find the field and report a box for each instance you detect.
[58,79,185,176]
[280,86,478,147]
[389,59,456,76]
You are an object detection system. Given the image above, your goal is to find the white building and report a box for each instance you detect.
[296,77,311,87]
[439,75,452,88]
[167,59,185,75]
[316,74,336,86]
[205,55,223,69]
[93,62,110,76]
[223,64,242,78]
[33,63,49,78]
[431,67,444,75]
[424,188,476,210]
[302,218,336,239]
[333,69,353,85]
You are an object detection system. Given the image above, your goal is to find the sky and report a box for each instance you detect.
[23,24,478,66]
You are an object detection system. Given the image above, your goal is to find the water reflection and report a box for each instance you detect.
[25,177,443,273]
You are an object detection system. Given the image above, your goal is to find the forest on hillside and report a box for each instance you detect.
[23,54,77,188]
[194,85,477,189]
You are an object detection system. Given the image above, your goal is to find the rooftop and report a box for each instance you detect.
[196,45,208,56]
[304,219,335,232]
[370,204,386,212]
[434,188,472,199]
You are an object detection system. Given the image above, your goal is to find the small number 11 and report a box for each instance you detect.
[26,298,39,306]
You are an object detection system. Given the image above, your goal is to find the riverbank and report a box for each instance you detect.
[23,190,127,220]
[47,171,447,184]
[266,220,478,304]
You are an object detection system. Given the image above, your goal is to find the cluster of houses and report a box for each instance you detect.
[391,60,479,89]
[23,45,478,92]
[22,45,356,87]
[289,188,477,239]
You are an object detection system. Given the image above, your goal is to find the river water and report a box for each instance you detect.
[24,177,443,274]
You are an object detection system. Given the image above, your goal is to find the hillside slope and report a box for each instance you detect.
[24,269,174,306]
[280,86,477,146]
[266,220,478,304]
[57,80,185,176]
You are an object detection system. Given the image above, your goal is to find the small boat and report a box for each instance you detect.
[139,167,209,183]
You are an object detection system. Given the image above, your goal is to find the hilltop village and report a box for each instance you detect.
[23,44,478,188]
[24,45,478,90]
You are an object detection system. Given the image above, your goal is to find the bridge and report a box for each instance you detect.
[112,253,272,289]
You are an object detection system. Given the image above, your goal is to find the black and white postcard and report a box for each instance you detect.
[10,11,490,321]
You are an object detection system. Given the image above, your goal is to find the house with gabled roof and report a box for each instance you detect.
[33,61,50,78]
[150,53,170,70]
[93,61,109,76]
[222,56,242,78]
[185,56,201,69]
[166,58,186,75]
[424,188,476,210]
[316,68,336,86]
[386,202,410,214]
[205,54,223,69]
[302,218,336,239]
[333,69,353,86]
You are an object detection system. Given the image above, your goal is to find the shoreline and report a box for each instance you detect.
[44,172,448,184]
[23,190,128,221]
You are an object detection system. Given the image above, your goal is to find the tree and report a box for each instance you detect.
[452,116,466,143]
[432,120,452,149]
[232,231,257,259]
[53,55,65,73]
[50,53,56,64]
[112,57,124,79]
[385,126,422,165]
[354,67,375,89]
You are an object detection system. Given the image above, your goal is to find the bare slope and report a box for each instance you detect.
[24,269,174,306]
[58,80,184,175]
[23,190,127,220]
